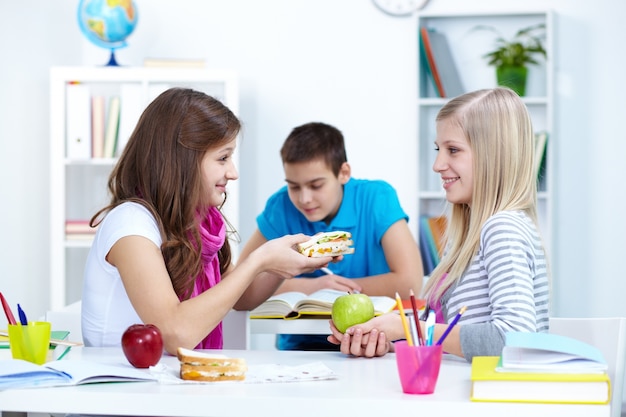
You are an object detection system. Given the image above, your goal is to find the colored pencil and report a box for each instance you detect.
[436,306,467,345]
[409,289,425,346]
[395,292,414,346]
[0,292,17,325]
[17,304,28,325]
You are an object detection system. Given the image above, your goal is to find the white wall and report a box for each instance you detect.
[1,0,625,323]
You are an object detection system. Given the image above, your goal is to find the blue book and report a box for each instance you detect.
[499,332,607,373]
[418,219,435,275]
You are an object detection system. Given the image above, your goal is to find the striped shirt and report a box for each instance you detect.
[441,210,550,361]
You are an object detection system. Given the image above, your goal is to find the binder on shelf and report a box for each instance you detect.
[65,83,92,160]
[91,95,105,158]
[117,84,145,156]
[420,27,464,98]
[103,96,121,158]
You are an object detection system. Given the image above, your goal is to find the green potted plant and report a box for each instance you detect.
[476,23,547,96]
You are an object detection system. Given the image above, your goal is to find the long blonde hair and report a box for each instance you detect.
[423,87,539,304]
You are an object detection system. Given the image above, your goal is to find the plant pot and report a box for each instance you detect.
[496,65,528,96]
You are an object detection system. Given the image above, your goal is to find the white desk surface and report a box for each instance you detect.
[249,316,331,334]
[0,347,609,417]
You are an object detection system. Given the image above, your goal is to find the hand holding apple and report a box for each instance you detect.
[121,324,164,368]
[331,292,375,333]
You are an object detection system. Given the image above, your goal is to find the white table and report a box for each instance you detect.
[249,317,330,335]
[0,347,610,417]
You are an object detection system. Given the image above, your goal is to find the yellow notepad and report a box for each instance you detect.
[470,356,611,404]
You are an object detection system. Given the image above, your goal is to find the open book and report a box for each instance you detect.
[249,289,397,319]
[0,359,157,390]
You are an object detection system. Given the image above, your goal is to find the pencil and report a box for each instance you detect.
[435,306,467,345]
[409,289,425,346]
[395,292,414,346]
[0,292,17,325]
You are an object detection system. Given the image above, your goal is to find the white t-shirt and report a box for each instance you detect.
[81,202,162,347]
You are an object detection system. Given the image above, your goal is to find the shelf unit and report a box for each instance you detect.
[416,10,554,269]
[49,66,239,311]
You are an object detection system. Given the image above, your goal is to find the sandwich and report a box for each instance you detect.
[177,347,247,381]
[297,231,355,258]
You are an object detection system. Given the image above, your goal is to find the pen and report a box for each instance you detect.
[395,292,414,346]
[436,306,466,346]
[409,289,425,346]
[320,267,333,275]
[0,292,17,325]
[425,309,435,346]
[17,304,28,325]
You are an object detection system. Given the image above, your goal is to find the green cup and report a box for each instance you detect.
[8,321,52,365]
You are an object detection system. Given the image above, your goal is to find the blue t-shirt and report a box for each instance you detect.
[257,178,409,350]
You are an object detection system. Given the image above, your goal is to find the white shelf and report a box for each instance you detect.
[417,10,554,268]
[49,66,240,310]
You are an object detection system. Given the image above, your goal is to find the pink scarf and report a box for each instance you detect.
[187,207,225,349]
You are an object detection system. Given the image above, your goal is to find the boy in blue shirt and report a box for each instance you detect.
[239,122,423,350]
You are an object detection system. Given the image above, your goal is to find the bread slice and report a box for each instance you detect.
[297,231,355,257]
[177,347,247,381]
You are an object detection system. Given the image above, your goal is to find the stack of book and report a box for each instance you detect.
[65,220,97,241]
[470,332,610,404]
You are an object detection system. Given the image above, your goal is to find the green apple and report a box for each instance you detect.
[331,293,375,333]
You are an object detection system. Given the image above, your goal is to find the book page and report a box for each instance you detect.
[295,289,347,312]
[249,292,308,318]
[46,360,156,384]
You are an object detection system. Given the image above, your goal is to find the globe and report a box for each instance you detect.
[77,0,139,66]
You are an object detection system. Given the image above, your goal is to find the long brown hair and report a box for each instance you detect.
[91,88,241,299]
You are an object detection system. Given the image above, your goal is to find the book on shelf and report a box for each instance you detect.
[427,215,447,256]
[500,331,608,374]
[534,131,548,181]
[418,215,447,275]
[0,358,157,390]
[418,219,435,275]
[117,83,145,157]
[65,220,97,235]
[420,27,464,98]
[249,289,397,319]
[419,26,443,97]
[65,82,92,160]
[470,356,610,404]
[91,95,105,158]
[103,96,121,158]
[419,26,444,97]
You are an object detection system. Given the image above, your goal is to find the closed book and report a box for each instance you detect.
[91,95,105,158]
[65,83,92,160]
[424,28,464,98]
[117,83,145,157]
[419,27,444,97]
[500,332,608,373]
[103,96,121,158]
[534,131,548,180]
[471,356,610,404]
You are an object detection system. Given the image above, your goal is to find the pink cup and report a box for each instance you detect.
[395,341,443,394]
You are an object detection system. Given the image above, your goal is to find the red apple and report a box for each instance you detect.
[121,324,164,368]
